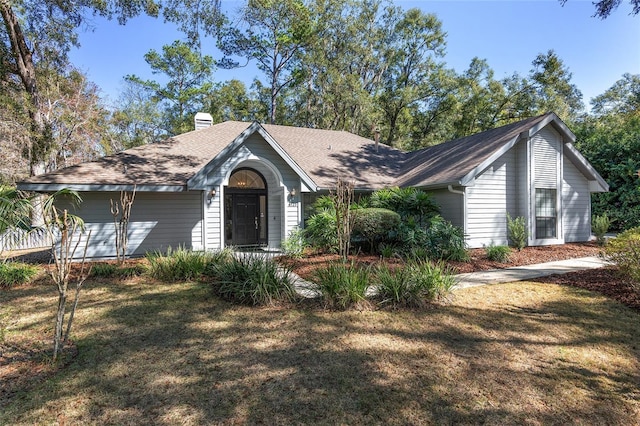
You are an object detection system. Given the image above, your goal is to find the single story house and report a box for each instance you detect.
[18,112,608,257]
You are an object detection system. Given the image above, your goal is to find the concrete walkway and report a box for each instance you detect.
[454,256,610,290]
[289,256,611,297]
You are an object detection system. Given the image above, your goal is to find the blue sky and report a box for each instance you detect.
[70,0,639,110]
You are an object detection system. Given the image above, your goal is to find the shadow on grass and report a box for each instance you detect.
[1,280,639,424]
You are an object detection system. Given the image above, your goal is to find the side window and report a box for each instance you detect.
[535,188,557,239]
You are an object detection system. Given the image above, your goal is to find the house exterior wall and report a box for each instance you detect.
[203,133,302,250]
[515,138,530,221]
[530,126,564,245]
[562,156,592,242]
[67,191,203,259]
[465,149,516,248]
[460,124,596,248]
[429,189,464,229]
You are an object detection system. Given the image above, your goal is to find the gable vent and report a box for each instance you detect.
[194,112,213,130]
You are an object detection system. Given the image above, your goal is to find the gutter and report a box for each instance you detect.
[447,185,464,195]
[447,184,467,237]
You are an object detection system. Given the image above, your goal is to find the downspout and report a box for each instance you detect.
[447,185,467,238]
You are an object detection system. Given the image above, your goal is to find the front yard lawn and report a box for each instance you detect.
[1,274,638,424]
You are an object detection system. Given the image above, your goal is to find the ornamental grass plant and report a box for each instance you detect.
[209,253,297,306]
[313,262,370,310]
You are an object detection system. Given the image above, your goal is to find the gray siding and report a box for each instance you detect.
[204,184,222,250]
[515,138,529,221]
[531,126,563,244]
[429,189,463,229]
[563,158,592,242]
[466,149,516,248]
[71,191,202,259]
[533,127,560,188]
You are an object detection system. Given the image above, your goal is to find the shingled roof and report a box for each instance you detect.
[20,121,407,191]
[20,112,605,193]
[396,114,555,188]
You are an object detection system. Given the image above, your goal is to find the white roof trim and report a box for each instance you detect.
[564,143,609,192]
[458,113,580,187]
[459,135,521,186]
[527,112,576,143]
[188,121,318,191]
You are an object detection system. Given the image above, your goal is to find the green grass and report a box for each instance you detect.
[1,276,639,425]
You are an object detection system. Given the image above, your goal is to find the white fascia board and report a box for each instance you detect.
[459,135,521,186]
[564,143,609,192]
[409,181,463,191]
[528,113,576,143]
[187,122,261,189]
[16,183,186,192]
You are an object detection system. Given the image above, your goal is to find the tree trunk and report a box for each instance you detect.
[0,1,48,176]
[52,290,67,363]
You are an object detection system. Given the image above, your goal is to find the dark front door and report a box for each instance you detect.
[233,194,259,245]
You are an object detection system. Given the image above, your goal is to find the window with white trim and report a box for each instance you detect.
[535,188,557,239]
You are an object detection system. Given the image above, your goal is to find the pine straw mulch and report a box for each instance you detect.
[534,267,640,312]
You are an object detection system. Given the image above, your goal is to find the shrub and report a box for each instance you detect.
[92,263,146,279]
[379,243,395,259]
[304,209,338,252]
[282,227,307,258]
[507,213,528,251]
[424,216,468,261]
[408,246,429,261]
[604,227,640,288]
[147,247,230,282]
[410,260,457,301]
[485,243,511,263]
[369,187,440,226]
[313,262,370,309]
[117,265,147,278]
[352,208,400,253]
[374,260,456,308]
[592,214,611,246]
[210,254,297,305]
[0,262,38,289]
[91,263,118,278]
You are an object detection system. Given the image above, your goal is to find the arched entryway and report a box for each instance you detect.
[224,168,268,246]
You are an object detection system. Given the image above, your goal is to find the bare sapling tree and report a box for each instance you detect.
[110,186,136,264]
[331,178,355,262]
[41,189,92,362]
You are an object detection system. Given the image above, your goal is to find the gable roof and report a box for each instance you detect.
[19,121,406,192]
[397,112,607,191]
[397,113,555,188]
[18,113,608,193]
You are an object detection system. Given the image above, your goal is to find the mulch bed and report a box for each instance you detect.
[283,242,603,279]
[534,267,640,312]
[282,242,640,312]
